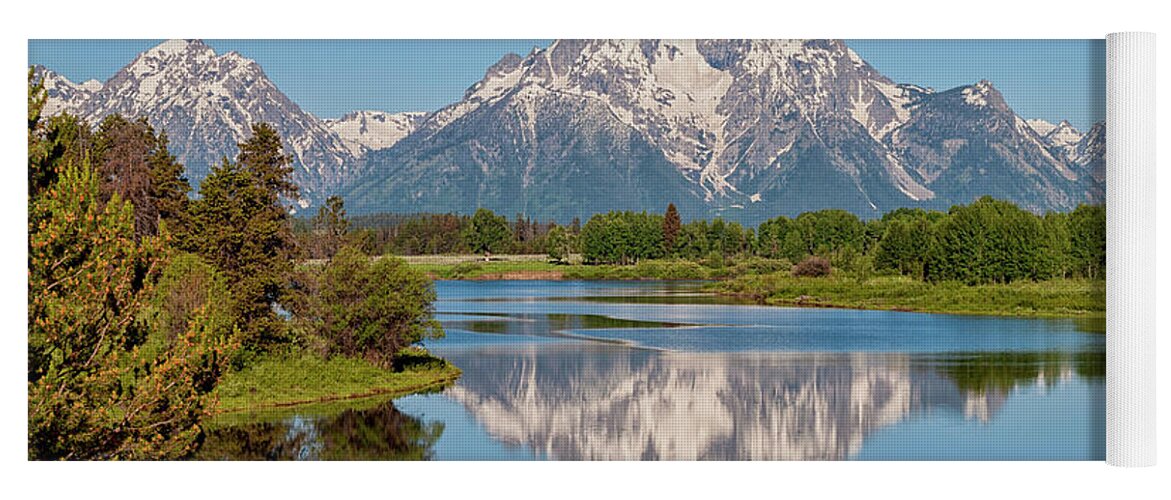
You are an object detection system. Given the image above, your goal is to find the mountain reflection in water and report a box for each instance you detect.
[200,281,1105,460]
[423,344,1101,460]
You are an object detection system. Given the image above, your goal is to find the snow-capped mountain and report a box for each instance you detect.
[1029,118,1104,197]
[325,110,426,156]
[1026,118,1059,137]
[1042,120,1084,159]
[35,40,365,207]
[1072,122,1105,202]
[36,39,1104,221]
[34,67,100,116]
[348,39,1103,222]
[886,81,1087,213]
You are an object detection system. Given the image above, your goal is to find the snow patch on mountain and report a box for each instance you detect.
[1042,120,1083,162]
[325,110,427,155]
[32,66,94,116]
[80,79,103,92]
[1026,118,1057,136]
[961,81,995,107]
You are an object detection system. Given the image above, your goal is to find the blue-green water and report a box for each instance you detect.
[207,280,1105,460]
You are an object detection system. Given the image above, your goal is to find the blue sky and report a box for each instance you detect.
[29,39,1104,130]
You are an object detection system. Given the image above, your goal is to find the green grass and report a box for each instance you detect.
[413,259,565,279]
[716,273,1106,319]
[406,254,790,281]
[214,349,461,413]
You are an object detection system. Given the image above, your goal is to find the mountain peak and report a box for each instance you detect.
[961,80,1006,108]
[144,39,210,59]
[1045,120,1083,146]
[43,38,359,206]
[1026,118,1057,136]
[1053,121,1077,135]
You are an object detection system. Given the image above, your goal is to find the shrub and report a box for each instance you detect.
[704,250,726,269]
[792,256,832,277]
[312,247,444,369]
[449,261,483,278]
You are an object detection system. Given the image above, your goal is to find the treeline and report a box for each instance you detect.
[27,73,440,459]
[319,196,1105,286]
[575,199,1105,284]
[295,209,583,259]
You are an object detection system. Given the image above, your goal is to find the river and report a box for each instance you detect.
[201,280,1105,460]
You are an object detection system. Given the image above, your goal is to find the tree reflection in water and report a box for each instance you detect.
[199,399,443,460]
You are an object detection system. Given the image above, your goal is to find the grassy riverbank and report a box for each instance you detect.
[401,254,1104,319]
[214,348,461,413]
[716,274,1106,319]
[405,254,790,281]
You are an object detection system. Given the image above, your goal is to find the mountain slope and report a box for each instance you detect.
[886,81,1087,213]
[33,66,99,116]
[37,39,1102,220]
[36,40,361,207]
[348,39,1100,222]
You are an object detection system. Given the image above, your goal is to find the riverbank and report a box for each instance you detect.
[716,274,1106,320]
[402,255,1105,319]
[214,349,461,413]
[406,254,789,281]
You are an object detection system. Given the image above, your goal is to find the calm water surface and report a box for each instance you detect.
[204,280,1105,460]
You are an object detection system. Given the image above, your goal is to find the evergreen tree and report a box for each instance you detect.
[28,70,92,198]
[183,124,299,351]
[91,115,191,238]
[237,123,298,201]
[28,155,229,459]
[148,130,191,232]
[312,195,349,259]
[27,69,51,194]
[663,203,682,255]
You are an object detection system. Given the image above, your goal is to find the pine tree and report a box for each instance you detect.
[237,123,298,201]
[85,115,192,239]
[28,69,92,198]
[28,153,230,460]
[663,203,681,256]
[183,124,299,351]
[148,130,191,232]
[312,195,349,259]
